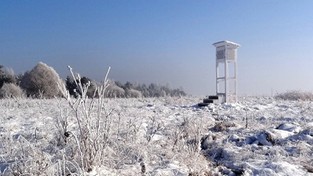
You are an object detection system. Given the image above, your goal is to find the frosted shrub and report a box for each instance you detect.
[275,91,313,101]
[58,66,111,173]
[126,88,142,98]
[0,65,16,88]
[0,83,24,98]
[20,62,63,98]
[105,81,125,98]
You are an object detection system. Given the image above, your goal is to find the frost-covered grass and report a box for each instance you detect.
[275,90,313,101]
[0,97,313,175]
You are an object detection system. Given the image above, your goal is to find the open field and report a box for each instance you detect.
[0,97,313,175]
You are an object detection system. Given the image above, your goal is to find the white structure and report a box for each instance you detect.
[213,40,240,103]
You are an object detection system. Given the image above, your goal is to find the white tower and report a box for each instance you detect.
[213,41,240,103]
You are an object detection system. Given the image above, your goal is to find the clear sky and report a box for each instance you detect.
[1,0,313,96]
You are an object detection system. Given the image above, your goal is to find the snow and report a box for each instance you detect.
[0,97,313,175]
[243,161,308,176]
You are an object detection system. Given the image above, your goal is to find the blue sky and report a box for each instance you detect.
[1,1,313,96]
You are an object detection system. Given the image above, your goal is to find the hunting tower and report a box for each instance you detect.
[213,40,240,103]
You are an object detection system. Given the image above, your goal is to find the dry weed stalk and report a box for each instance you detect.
[58,66,112,173]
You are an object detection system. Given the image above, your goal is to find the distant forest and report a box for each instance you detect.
[0,63,186,98]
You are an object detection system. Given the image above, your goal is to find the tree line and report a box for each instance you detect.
[0,62,186,98]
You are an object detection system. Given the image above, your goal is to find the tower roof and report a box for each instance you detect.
[213,40,240,48]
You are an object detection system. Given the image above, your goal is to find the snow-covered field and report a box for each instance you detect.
[0,97,313,175]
